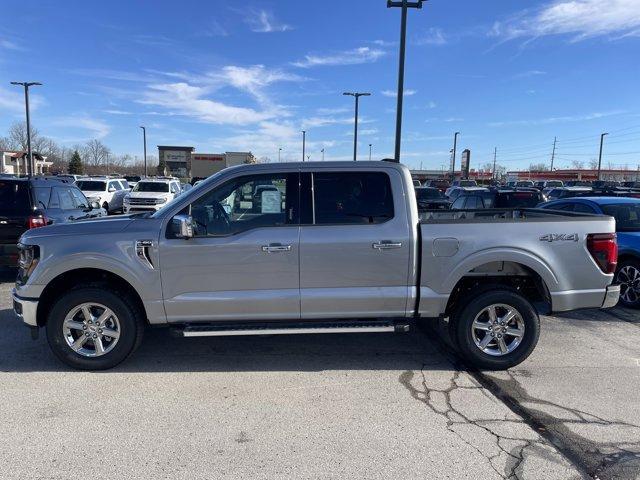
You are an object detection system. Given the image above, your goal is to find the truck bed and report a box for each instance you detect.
[420,207,600,223]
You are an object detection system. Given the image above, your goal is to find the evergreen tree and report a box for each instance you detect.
[68,150,84,174]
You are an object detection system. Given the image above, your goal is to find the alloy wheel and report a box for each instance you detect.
[62,303,121,357]
[471,303,525,356]
[618,265,640,305]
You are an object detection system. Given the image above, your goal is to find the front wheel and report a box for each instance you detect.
[46,288,144,370]
[451,289,540,370]
[615,259,640,309]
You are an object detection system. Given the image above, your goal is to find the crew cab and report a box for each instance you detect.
[123,178,181,214]
[76,177,129,214]
[13,162,619,371]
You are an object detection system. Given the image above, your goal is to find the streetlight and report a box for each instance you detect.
[10,81,42,176]
[278,147,282,162]
[450,132,460,182]
[369,144,372,161]
[343,92,371,161]
[302,130,306,161]
[597,132,609,181]
[139,126,147,177]
[387,0,424,163]
[321,148,325,161]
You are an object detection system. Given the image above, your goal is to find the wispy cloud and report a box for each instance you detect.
[512,70,547,79]
[488,110,625,127]
[0,86,44,113]
[0,38,23,51]
[490,0,640,42]
[213,65,303,106]
[415,27,447,46]
[202,19,229,37]
[103,109,133,115]
[381,89,417,97]
[302,116,355,129]
[53,116,111,139]
[292,47,385,68]
[242,8,292,33]
[371,39,397,47]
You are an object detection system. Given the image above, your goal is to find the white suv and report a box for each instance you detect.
[124,178,182,213]
[76,177,129,214]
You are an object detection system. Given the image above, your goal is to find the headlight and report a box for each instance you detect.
[17,243,39,285]
[124,196,130,204]
[155,198,167,204]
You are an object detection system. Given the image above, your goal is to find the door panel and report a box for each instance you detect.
[299,170,411,319]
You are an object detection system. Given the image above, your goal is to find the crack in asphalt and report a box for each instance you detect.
[400,324,640,480]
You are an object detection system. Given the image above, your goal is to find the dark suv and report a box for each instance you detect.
[450,188,543,210]
[0,177,105,266]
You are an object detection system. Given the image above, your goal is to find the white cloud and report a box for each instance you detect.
[415,28,447,46]
[103,109,132,115]
[292,47,385,68]
[316,107,349,115]
[427,101,437,109]
[302,116,355,129]
[381,89,417,97]
[512,70,547,79]
[488,110,625,127]
[53,116,111,139]
[213,65,303,105]
[490,0,640,42]
[243,8,292,33]
[0,39,22,50]
[203,19,228,37]
[372,39,397,47]
[0,86,44,113]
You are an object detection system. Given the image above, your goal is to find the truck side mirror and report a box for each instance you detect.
[172,214,193,239]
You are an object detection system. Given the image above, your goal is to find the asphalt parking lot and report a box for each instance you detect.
[0,273,639,480]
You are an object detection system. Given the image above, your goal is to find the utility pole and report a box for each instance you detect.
[492,147,497,180]
[450,131,460,182]
[139,126,147,177]
[597,132,608,180]
[550,136,557,171]
[387,0,424,163]
[343,92,371,161]
[369,144,372,161]
[302,130,306,161]
[321,148,325,161]
[10,81,42,176]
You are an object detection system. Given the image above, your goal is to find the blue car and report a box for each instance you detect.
[538,197,640,308]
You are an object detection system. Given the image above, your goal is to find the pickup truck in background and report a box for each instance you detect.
[13,161,619,370]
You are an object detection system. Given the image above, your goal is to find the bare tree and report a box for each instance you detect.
[572,160,585,169]
[82,139,111,167]
[529,162,549,171]
[588,159,598,170]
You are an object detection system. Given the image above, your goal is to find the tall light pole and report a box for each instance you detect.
[321,148,325,161]
[450,131,460,182]
[10,81,42,176]
[550,136,557,172]
[302,130,306,161]
[597,132,608,180]
[343,92,371,161]
[369,144,372,161]
[492,147,497,181]
[139,126,147,177]
[387,0,424,163]
[278,147,282,162]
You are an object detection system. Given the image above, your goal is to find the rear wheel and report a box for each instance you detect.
[102,202,110,214]
[46,288,144,370]
[615,259,640,309]
[451,289,540,370]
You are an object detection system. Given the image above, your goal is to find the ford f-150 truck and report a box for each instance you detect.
[12,161,620,370]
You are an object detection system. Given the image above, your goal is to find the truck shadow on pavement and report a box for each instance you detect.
[0,308,452,373]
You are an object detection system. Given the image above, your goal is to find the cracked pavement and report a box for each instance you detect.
[0,278,639,479]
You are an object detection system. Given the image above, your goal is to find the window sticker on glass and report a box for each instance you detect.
[261,190,282,213]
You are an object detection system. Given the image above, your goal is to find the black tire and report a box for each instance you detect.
[46,287,144,370]
[102,202,110,214]
[451,289,540,370]
[615,258,640,309]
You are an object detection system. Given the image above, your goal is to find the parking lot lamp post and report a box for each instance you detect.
[387,0,424,163]
[343,92,371,161]
[302,131,306,161]
[139,126,147,177]
[450,131,460,182]
[321,148,325,161]
[10,81,42,177]
[278,147,282,162]
[597,132,608,181]
[369,144,372,161]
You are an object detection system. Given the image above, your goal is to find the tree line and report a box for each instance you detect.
[0,122,157,176]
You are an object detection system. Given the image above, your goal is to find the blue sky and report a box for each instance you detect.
[1,0,640,171]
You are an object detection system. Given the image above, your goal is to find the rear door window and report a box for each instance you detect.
[312,172,394,224]
[55,187,75,210]
[33,187,52,209]
[70,188,89,209]
[0,181,31,215]
[573,203,596,214]
[451,197,465,209]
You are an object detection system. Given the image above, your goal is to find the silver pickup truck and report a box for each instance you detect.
[12,161,619,370]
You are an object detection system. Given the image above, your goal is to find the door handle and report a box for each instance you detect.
[261,243,292,253]
[372,241,402,250]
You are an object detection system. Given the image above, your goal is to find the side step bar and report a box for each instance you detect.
[181,321,410,338]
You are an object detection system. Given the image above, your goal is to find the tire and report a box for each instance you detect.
[451,289,540,370]
[615,258,640,309]
[46,287,144,370]
[102,202,110,214]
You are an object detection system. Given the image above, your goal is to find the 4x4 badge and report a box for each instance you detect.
[539,233,579,242]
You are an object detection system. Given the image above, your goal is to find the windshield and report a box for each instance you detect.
[0,181,31,214]
[416,188,444,200]
[76,180,106,191]
[495,191,540,208]
[134,182,169,192]
[601,203,640,232]
[459,180,477,187]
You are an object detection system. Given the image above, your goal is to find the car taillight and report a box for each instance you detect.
[586,233,617,274]
[27,216,47,229]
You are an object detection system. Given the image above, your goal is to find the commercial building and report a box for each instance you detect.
[1,151,52,175]
[410,169,494,183]
[506,169,640,183]
[158,146,256,178]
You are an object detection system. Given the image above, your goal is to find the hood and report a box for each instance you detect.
[128,191,171,199]
[82,190,104,198]
[20,216,133,241]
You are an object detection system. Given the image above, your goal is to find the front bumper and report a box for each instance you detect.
[12,289,38,327]
[124,204,162,213]
[601,284,620,309]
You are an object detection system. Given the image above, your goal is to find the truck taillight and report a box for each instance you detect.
[27,216,47,229]
[586,233,617,274]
